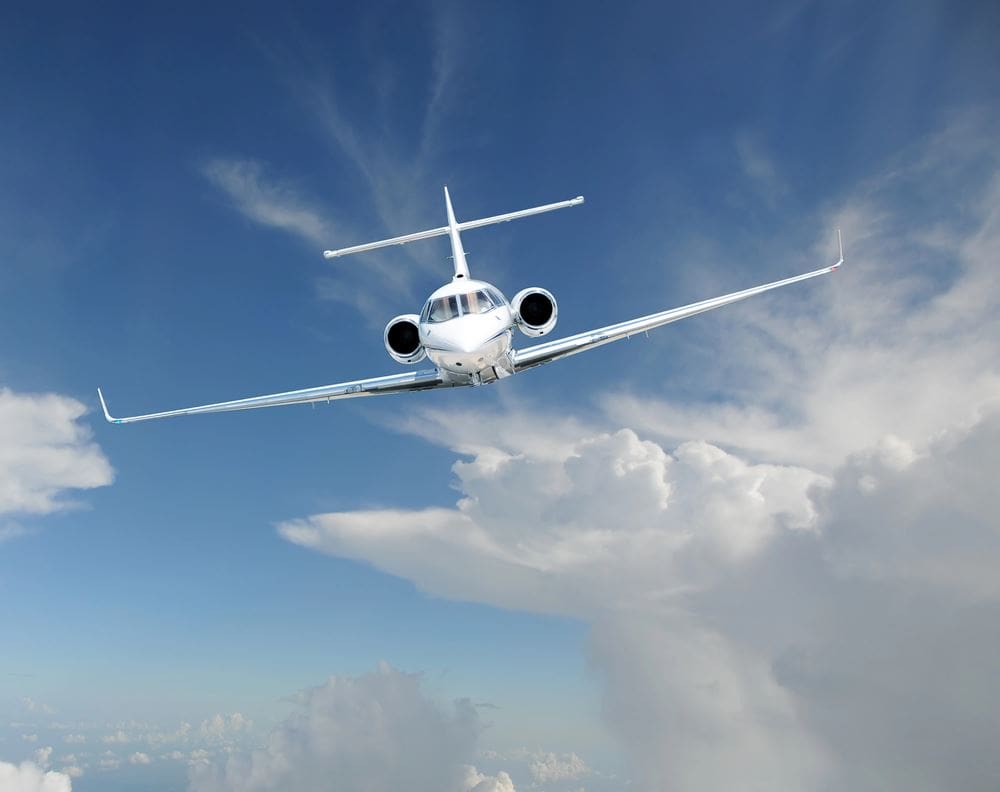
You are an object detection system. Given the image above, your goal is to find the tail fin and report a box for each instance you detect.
[443,186,470,279]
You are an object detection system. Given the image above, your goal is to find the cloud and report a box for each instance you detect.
[97,751,120,770]
[279,426,827,615]
[62,736,85,746]
[0,760,72,792]
[201,159,334,246]
[189,663,514,792]
[32,747,52,768]
[461,765,516,792]
[0,389,113,525]
[605,118,1000,471]
[128,752,151,765]
[278,118,1000,790]
[244,8,472,321]
[529,752,590,783]
[20,699,53,716]
[198,714,252,744]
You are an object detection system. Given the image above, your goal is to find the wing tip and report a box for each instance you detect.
[97,387,119,424]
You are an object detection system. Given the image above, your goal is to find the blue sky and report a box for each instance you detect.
[2,2,999,790]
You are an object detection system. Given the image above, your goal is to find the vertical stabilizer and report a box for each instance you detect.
[444,186,471,280]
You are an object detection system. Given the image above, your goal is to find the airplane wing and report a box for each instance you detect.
[98,368,455,424]
[513,244,842,372]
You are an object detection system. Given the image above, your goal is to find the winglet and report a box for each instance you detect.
[97,388,120,424]
[834,228,844,269]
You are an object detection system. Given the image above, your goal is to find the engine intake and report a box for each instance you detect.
[512,287,558,337]
[384,314,426,364]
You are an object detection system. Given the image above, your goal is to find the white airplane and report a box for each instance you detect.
[98,187,842,424]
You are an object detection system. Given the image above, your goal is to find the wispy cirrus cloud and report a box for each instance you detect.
[200,159,335,246]
[203,7,472,321]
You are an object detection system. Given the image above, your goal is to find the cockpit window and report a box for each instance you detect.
[459,289,499,315]
[423,289,507,323]
[425,295,459,323]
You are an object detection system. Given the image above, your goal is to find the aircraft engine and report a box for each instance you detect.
[384,314,427,364]
[512,287,558,337]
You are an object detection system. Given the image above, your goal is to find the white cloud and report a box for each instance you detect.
[529,752,590,783]
[128,752,151,765]
[279,427,826,616]
[201,159,334,246]
[142,721,192,746]
[461,765,516,792]
[60,766,82,779]
[198,713,252,743]
[188,663,511,792]
[0,389,113,527]
[0,760,72,792]
[20,699,54,716]
[21,735,38,743]
[32,747,52,768]
[97,751,120,770]
[277,117,1000,792]
[100,730,129,745]
[62,736,85,746]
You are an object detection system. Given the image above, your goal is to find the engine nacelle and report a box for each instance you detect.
[384,314,427,364]
[512,287,558,337]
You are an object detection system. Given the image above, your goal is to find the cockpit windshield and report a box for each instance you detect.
[459,289,499,315]
[426,295,459,323]
[423,289,507,323]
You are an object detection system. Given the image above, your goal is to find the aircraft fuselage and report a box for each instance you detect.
[418,277,515,381]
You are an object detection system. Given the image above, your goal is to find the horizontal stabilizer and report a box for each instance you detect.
[323,195,584,259]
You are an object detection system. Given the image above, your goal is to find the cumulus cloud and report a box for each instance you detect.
[0,388,113,530]
[0,760,72,792]
[198,713,252,743]
[20,699,54,716]
[461,765,516,792]
[128,752,151,765]
[32,747,52,768]
[528,752,590,783]
[278,119,1000,791]
[189,664,513,792]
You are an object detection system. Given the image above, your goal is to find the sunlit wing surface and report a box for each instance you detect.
[512,256,841,372]
[98,369,454,424]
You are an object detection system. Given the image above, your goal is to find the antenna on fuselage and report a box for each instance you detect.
[443,186,470,281]
[321,190,585,269]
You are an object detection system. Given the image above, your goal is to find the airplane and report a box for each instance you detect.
[98,187,843,424]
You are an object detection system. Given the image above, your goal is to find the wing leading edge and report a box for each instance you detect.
[98,368,453,424]
[513,243,842,372]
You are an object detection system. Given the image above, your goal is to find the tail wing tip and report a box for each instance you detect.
[97,387,117,423]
